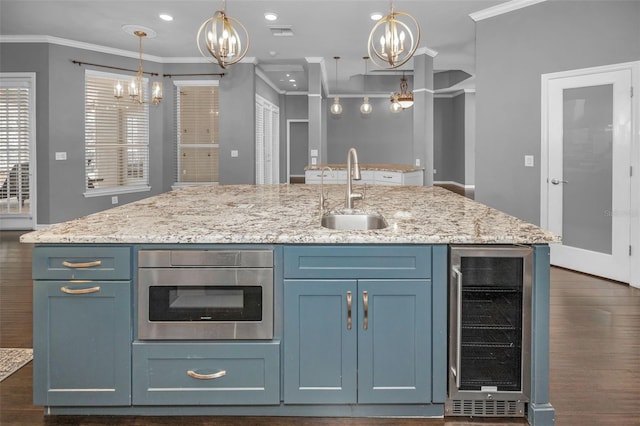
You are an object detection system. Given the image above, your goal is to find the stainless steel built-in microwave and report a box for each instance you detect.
[137,249,273,340]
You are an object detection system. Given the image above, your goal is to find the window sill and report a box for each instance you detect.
[171,182,219,190]
[83,185,151,198]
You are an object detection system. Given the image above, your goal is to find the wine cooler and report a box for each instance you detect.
[446,245,532,418]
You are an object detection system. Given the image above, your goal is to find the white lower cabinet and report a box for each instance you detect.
[305,169,423,186]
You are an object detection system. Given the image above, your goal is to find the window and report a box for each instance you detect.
[0,73,35,227]
[84,70,150,196]
[175,81,219,185]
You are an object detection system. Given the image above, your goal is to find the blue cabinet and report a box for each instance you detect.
[283,245,436,405]
[32,246,132,406]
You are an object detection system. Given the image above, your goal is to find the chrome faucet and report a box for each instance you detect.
[345,148,363,209]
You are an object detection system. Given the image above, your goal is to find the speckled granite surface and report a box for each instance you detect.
[20,185,559,244]
[305,163,423,172]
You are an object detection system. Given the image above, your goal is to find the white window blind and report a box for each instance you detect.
[85,70,149,194]
[255,95,279,184]
[176,82,219,184]
[0,75,33,214]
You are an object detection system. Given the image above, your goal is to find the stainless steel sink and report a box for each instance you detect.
[321,211,388,231]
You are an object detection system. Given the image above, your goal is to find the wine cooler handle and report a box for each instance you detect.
[452,266,462,389]
[363,291,369,330]
[347,291,352,330]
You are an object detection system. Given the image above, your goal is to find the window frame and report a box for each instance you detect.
[83,69,151,198]
[173,80,220,188]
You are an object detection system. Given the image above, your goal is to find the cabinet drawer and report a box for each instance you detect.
[132,341,280,405]
[375,171,402,185]
[284,245,431,279]
[33,246,131,280]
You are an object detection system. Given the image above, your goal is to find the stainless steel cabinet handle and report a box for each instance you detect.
[62,260,102,269]
[347,291,353,330]
[363,291,369,330]
[61,285,101,294]
[187,369,227,380]
[452,266,462,388]
[550,178,568,185]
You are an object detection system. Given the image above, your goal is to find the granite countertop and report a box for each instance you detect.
[20,184,560,245]
[305,164,423,173]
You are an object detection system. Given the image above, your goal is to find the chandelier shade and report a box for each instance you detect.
[390,75,414,110]
[197,0,249,69]
[114,29,162,105]
[367,2,421,69]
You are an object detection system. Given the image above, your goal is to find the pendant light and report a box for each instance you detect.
[114,28,163,105]
[367,0,421,69]
[197,0,250,69]
[330,56,343,115]
[360,56,372,115]
[389,73,413,112]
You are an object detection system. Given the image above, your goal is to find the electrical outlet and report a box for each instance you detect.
[433,169,437,174]
[525,155,534,167]
[415,158,421,167]
[55,152,67,161]
[111,196,118,205]
[311,157,317,165]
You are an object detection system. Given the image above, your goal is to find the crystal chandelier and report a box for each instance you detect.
[197,0,249,69]
[390,74,413,112]
[114,30,163,105]
[360,57,372,115]
[330,56,343,115]
[367,1,421,69]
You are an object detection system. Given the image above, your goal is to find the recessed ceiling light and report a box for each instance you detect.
[159,13,173,21]
[289,79,296,83]
[264,12,278,21]
[370,12,383,21]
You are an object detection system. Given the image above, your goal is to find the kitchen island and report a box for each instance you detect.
[21,184,558,425]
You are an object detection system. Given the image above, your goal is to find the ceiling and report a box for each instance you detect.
[0,0,510,93]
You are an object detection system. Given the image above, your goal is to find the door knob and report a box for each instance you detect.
[550,178,568,185]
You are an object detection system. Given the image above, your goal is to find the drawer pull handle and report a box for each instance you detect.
[61,286,101,294]
[363,291,369,330]
[346,291,352,330]
[62,260,102,269]
[187,369,227,380]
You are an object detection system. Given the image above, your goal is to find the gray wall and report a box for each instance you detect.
[475,0,640,224]
[325,97,413,164]
[0,42,259,224]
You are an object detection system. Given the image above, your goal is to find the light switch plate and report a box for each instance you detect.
[525,155,534,167]
[415,158,421,166]
[310,149,318,157]
[111,196,118,205]
[231,150,238,157]
[55,152,67,161]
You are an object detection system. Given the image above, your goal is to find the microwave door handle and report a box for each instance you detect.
[452,266,462,389]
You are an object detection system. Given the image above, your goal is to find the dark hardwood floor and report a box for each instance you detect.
[1,230,639,425]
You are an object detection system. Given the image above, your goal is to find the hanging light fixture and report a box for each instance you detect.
[367,1,421,69]
[330,56,343,115]
[389,73,414,112]
[360,56,372,115]
[114,29,163,105]
[196,0,249,69]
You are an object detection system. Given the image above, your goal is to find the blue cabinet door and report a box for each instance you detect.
[33,281,132,406]
[284,279,358,404]
[357,279,432,404]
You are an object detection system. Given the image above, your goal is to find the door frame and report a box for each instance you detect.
[0,72,37,230]
[540,61,640,288]
[286,119,309,183]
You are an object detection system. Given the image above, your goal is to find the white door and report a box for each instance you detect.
[542,65,633,283]
[0,73,36,230]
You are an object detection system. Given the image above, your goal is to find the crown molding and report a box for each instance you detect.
[0,35,164,63]
[469,0,547,22]
[415,47,438,58]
